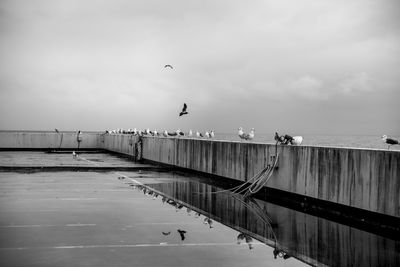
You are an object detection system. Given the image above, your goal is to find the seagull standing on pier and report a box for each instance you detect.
[238,127,245,141]
[210,130,215,138]
[242,128,255,141]
[179,103,188,117]
[382,135,399,150]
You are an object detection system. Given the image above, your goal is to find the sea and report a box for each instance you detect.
[1,130,398,151]
[213,132,400,151]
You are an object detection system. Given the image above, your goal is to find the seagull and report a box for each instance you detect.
[177,229,187,241]
[72,151,77,159]
[162,231,171,236]
[163,130,168,137]
[164,64,173,69]
[205,131,210,138]
[291,136,303,145]
[382,135,399,150]
[179,103,188,116]
[196,131,201,138]
[176,129,184,136]
[242,128,255,141]
[210,130,215,138]
[55,129,59,133]
[238,127,245,141]
[188,129,193,137]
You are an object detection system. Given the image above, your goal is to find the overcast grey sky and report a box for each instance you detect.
[0,0,399,134]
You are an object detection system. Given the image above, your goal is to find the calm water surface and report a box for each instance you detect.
[130,172,400,267]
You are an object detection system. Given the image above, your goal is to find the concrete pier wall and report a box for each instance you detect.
[102,134,137,157]
[0,131,101,149]
[140,137,400,217]
[1,132,398,218]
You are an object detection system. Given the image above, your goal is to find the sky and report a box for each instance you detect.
[0,0,399,135]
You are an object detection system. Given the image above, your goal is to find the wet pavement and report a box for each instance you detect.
[0,152,398,267]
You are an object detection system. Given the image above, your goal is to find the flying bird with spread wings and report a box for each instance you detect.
[164,64,173,69]
[179,103,188,117]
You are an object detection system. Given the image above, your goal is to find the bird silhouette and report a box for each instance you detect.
[164,64,173,69]
[382,135,399,150]
[177,229,187,241]
[179,103,188,116]
[162,231,171,236]
[55,129,59,133]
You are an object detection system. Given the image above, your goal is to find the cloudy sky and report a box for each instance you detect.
[0,0,399,135]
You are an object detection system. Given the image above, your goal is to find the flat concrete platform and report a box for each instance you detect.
[0,151,146,168]
[0,152,304,267]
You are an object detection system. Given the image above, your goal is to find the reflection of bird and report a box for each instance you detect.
[179,103,188,116]
[177,229,187,241]
[162,231,171,236]
[382,135,399,150]
[164,64,173,69]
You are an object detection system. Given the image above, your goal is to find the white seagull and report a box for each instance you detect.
[238,127,245,141]
[210,130,215,138]
[188,129,193,137]
[242,128,255,141]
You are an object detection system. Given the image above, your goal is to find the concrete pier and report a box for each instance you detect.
[139,137,400,218]
[0,131,101,150]
[1,131,399,219]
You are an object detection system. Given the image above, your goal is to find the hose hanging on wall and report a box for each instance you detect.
[193,144,279,197]
[135,136,143,161]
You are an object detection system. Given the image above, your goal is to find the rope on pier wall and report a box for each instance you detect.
[135,136,143,161]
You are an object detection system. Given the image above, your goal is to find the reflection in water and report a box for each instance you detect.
[131,178,400,267]
[177,229,187,241]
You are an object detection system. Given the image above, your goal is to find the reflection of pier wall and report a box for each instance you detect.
[150,181,399,267]
[139,137,399,218]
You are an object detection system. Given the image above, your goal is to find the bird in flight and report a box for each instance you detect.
[164,64,173,69]
[179,103,188,116]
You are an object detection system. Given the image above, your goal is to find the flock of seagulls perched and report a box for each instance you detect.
[105,128,216,139]
[104,127,399,149]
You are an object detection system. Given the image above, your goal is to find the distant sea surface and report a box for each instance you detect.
[1,130,399,151]
[213,133,400,151]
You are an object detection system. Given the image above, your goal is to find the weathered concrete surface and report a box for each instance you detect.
[0,131,100,149]
[140,137,400,218]
[102,134,137,157]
